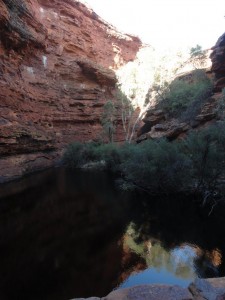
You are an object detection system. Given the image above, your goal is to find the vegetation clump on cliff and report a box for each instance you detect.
[153,69,213,120]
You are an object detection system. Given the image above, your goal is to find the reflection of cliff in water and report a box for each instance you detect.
[118,222,222,287]
[0,168,225,300]
[117,195,225,288]
[0,168,133,300]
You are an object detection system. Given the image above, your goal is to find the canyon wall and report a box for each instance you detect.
[136,33,225,142]
[211,32,225,92]
[0,0,141,182]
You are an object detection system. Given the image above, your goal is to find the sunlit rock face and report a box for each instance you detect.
[211,32,225,92]
[135,41,223,142]
[0,0,141,181]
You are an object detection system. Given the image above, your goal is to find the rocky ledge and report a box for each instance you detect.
[72,277,225,300]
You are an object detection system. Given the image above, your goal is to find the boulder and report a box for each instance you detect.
[189,277,225,300]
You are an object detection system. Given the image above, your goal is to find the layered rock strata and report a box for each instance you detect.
[137,95,217,143]
[137,32,225,142]
[0,0,141,181]
[136,31,225,142]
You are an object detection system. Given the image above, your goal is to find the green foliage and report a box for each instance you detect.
[189,45,207,69]
[63,142,85,168]
[183,123,225,192]
[63,142,100,168]
[63,141,122,171]
[93,143,121,171]
[116,87,134,141]
[120,124,225,195]
[63,123,225,198]
[121,139,191,194]
[79,142,99,162]
[157,70,212,118]
[63,141,99,168]
[101,101,116,143]
[190,44,204,57]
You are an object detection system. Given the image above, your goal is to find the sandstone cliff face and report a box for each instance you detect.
[136,34,225,142]
[211,32,225,92]
[0,0,141,182]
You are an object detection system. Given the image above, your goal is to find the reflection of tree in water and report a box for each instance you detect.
[120,195,225,283]
[122,223,197,280]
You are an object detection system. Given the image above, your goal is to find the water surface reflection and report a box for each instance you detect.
[118,222,222,289]
[0,167,224,300]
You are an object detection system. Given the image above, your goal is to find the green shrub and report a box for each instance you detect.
[94,143,121,171]
[157,70,212,118]
[183,124,225,192]
[121,139,191,194]
[118,142,138,162]
[63,123,225,197]
[189,45,208,69]
[80,142,99,163]
[101,101,116,143]
[119,123,225,195]
[63,141,99,168]
[63,141,123,171]
[63,142,84,168]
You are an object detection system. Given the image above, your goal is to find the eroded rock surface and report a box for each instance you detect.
[136,31,225,142]
[0,0,141,181]
[137,86,220,141]
[211,33,225,92]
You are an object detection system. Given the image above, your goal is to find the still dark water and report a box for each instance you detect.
[0,167,225,300]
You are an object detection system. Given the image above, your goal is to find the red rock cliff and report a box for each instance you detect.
[0,0,141,181]
[210,32,225,92]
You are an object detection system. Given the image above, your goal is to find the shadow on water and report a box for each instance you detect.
[0,167,225,300]
[0,168,135,300]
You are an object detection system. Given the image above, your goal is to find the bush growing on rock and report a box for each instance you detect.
[63,142,84,168]
[183,123,225,194]
[63,141,99,168]
[189,45,208,69]
[93,143,121,171]
[157,70,213,118]
[63,141,122,170]
[120,139,191,194]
